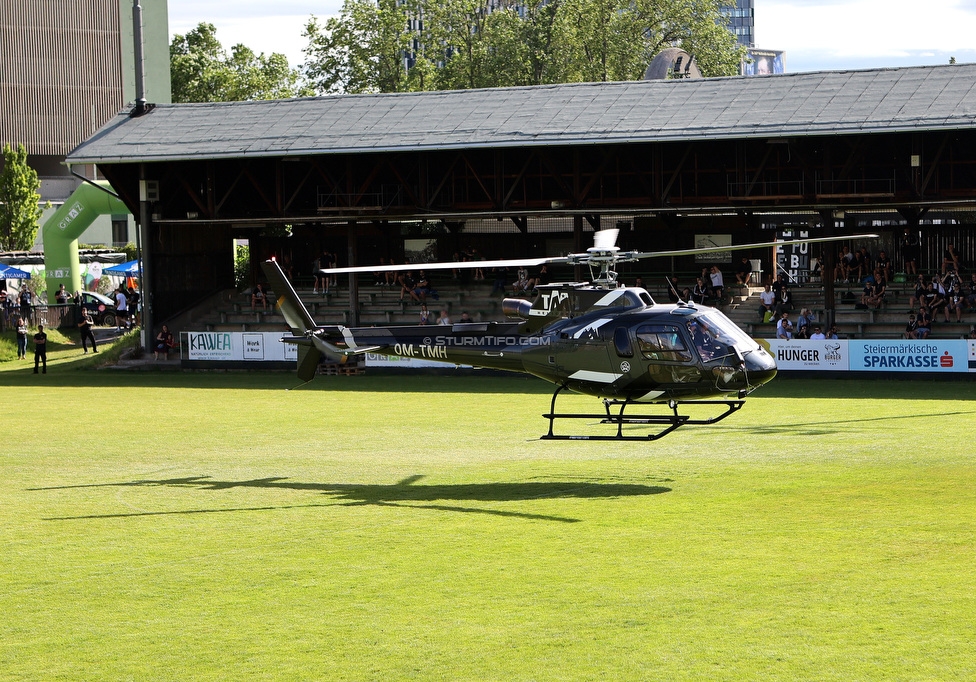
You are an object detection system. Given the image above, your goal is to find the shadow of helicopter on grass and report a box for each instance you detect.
[35,475,672,524]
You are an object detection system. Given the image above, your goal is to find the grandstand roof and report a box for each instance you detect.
[68,63,976,165]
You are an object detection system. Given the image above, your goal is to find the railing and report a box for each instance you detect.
[727,178,804,199]
[815,174,895,197]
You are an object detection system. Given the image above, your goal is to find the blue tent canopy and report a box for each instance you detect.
[0,263,31,279]
[103,260,140,275]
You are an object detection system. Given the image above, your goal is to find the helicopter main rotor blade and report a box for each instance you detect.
[321,256,564,275]
[629,233,880,261]
[319,230,878,274]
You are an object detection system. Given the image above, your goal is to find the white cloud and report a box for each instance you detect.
[756,0,976,67]
[168,1,341,68]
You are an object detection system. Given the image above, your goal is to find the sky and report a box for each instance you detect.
[167,0,976,75]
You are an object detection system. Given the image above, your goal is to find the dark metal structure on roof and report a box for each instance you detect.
[65,63,976,334]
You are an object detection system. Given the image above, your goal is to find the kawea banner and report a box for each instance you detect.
[767,339,975,373]
[182,332,298,361]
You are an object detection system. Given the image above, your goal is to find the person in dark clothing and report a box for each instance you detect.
[33,324,47,374]
[78,309,97,353]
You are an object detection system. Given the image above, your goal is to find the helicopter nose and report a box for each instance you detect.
[745,349,778,387]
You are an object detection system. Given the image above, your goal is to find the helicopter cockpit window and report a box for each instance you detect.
[686,318,733,362]
[635,325,691,362]
[613,326,634,358]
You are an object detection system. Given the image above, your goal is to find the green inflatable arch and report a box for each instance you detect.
[42,181,130,295]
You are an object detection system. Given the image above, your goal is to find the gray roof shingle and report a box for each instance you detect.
[67,63,976,165]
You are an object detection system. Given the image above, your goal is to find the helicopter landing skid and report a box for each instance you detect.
[541,385,744,441]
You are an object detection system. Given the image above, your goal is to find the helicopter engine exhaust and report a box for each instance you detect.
[503,297,533,320]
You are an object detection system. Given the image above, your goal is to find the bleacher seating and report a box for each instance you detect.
[182,272,974,340]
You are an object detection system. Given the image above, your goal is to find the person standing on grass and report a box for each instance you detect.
[78,308,97,353]
[115,285,128,330]
[33,324,47,374]
[16,315,28,359]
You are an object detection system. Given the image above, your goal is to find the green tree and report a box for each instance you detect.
[301,0,742,94]
[0,144,42,252]
[170,23,312,103]
[302,0,416,94]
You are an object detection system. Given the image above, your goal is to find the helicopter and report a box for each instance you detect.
[261,230,874,440]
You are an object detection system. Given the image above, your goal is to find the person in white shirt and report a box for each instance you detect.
[809,325,826,340]
[758,284,776,321]
[114,286,128,331]
[776,312,793,339]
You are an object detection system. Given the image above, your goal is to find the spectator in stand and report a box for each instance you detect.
[833,247,850,282]
[384,259,398,287]
[875,250,892,282]
[470,249,485,281]
[944,273,964,322]
[858,246,873,275]
[419,304,431,325]
[458,311,473,323]
[312,253,325,293]
[322,250,337,289]
[928,278,948,319]
[490,266,510,296]
[250,283,267,311]
[758,284,776,321]
[915,306,933,339]
[849,248,866,282]
[904,312,919,339]
[372,257,388,286]
[533,265,549,292]
[412,271,437,303]
[436,309,451,325]
[863,270,886,309]
[734,256,753,286]
[776,312,794,339]
[692,277,710,305]
[966,273,976,311]
[825,324,840,340]
[708,265,725,302]
[398,271,416,303]
[901,229,920,276]
[666,275,681,303]
[795,308,815,339]
[909,274,927,310]
[773,275,794,316]
[809,325,826,340]
[513,266,531,294]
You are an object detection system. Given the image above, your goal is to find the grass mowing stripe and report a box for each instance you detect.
[2,343,976,679]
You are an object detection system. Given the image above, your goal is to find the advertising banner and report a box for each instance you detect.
[766,339,849,371]
[767,339,974,373]
[848,340,969,373]
[182,331,298,361]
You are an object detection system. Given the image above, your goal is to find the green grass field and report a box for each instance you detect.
[2,339,975,680]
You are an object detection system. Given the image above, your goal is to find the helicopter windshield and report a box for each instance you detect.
[694,310,759,349]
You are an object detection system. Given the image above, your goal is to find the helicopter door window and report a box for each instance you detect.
[635,325,692,362]
[613,326,634,358]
